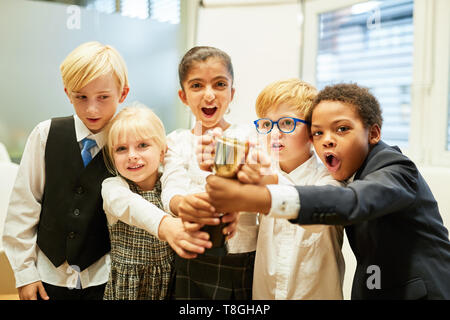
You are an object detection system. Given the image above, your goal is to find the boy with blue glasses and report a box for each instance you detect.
[250,79,344,299]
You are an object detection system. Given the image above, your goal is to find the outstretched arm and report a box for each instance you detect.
[207,149,419,226]
[102,176,212,258]
[206,175,272,214]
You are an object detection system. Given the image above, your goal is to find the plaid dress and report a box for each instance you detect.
[104,179,175,300]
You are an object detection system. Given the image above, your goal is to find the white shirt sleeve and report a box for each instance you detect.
[2,121,50,287]
[101,176,169,239]
[265,166,342,221]
[265,184,300,220]
[160,131,195,214]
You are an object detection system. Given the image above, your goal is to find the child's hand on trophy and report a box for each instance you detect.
[196,127,223,172]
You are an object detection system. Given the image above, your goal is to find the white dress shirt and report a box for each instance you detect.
[2,115,110,289]
[253,155,345,300]
[161,127,258,253]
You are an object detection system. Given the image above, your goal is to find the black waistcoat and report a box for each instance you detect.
[37,116,111,271]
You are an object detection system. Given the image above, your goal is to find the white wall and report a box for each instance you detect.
[196,1,302,126]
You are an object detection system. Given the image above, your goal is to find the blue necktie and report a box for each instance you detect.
[81,138,97,167]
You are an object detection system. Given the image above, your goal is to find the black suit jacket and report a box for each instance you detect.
[292,141,450,299]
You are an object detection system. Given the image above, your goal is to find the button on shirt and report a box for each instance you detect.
[253,155,345,299]
[2,115,110,289]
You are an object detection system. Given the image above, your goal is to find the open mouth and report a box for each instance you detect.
[324,153,341,172]
[201,107,217,117]
[271,142,284,151]
[127,164,144,171]
[87,118,100,123]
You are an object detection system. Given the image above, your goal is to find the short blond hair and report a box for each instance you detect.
[104,104,166,175]
[255,79,317,118]
[60,41,129,93]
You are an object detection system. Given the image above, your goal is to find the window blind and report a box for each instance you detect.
[316,0,414,148]
[149,0,180,24]
[121,0,150,19]
[83,0,180,23]
[86,0,116,14]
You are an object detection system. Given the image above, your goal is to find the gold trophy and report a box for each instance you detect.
[202,135,249,256]
[213,136,249,178]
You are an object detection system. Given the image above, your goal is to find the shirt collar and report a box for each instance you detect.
[345,172,357,185]
[278,153,317,183]
[74,114,106,149]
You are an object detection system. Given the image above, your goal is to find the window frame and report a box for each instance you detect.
[424,0,450,166]
[301,0,450,167]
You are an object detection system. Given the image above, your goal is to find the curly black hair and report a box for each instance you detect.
[308,83,383,129]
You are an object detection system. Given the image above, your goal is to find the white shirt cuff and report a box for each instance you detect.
[266,184,300,220]
[15,266,41,288]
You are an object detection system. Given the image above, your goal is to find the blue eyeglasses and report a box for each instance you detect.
[253,117,310,134]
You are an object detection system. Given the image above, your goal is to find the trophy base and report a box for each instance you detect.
[203,246,228,257]
[201,224,228,257]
